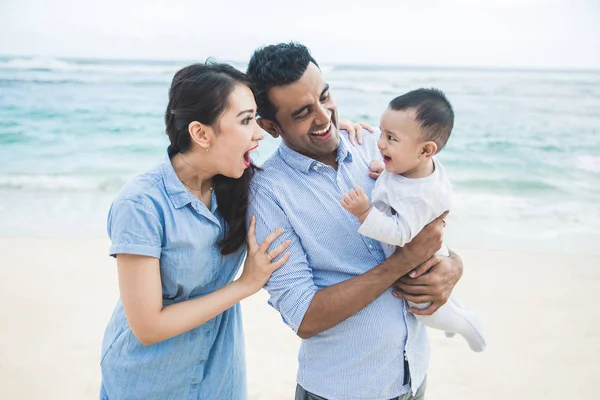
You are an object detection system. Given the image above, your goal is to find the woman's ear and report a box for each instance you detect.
[188,121,212,151]
[257,118,282,139]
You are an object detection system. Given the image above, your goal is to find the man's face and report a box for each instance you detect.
[266,63,340,163]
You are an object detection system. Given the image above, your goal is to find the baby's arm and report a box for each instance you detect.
[340,185,372,223]
[356,195,436,247]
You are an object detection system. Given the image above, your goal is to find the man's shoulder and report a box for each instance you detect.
[340,128,381,162]
[252,150,291,189]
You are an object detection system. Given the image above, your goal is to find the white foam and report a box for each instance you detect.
[0,174,126,192]
[0,57,180,75]
[575,155,600,173]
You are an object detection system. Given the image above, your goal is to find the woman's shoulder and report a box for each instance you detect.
[112,163,166,213]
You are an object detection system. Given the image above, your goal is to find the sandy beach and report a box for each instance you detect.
[0,237,598,399]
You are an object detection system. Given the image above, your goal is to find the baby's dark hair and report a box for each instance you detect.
[389,88,454,151]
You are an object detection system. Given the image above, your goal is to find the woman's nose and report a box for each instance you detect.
[254,125,265,141]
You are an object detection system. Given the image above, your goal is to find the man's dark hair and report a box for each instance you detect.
[246,42,318,123]
[389,88,454,151]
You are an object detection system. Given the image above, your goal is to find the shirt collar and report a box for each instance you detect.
[277,131,354,174]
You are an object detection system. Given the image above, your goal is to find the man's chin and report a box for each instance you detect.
[322,128,340,149]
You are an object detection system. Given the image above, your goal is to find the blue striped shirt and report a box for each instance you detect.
[249,131,430,400]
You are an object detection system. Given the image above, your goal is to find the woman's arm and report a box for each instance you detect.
[117,216,291,346]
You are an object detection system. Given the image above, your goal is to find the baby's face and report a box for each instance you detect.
[378,108,425,175]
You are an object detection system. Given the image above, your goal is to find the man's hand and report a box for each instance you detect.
[388,211,447,273]
[369,160,385,179]
[341,185,371,223]
[338,119,375,146]
[392,250,463,315]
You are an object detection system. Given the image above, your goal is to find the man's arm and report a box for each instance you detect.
[298,213,448,338]
[249,181,449,339]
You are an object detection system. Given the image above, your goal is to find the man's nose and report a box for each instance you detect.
[314,103,330,125]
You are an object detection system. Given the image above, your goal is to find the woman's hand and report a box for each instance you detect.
[338,119,375,145]
[239,216,291,294]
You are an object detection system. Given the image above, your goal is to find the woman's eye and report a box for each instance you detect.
[242,117,253,125]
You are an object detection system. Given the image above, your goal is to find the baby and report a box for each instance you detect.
[341,88,486,352]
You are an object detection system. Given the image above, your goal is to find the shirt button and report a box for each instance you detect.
[368,244,373,249]
[313,165,319,171]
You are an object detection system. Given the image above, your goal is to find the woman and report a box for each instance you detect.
[99,62,291,399]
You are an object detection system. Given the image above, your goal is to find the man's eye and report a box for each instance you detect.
[296,110,309,119]
[320,92,330,102]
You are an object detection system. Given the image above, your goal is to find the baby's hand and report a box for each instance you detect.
[369,160,385,179]
[341,185,371,222]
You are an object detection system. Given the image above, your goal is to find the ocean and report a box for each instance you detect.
[1,56,599,255]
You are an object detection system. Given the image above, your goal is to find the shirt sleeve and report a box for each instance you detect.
[358,197,435,247]
[107,199,163,258]
[248,184,318,333]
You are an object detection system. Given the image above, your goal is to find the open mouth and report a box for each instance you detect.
[310,121,333,141]
[382,155,392,164]
[243,145,259,168]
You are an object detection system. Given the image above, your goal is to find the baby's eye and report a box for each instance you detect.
[388,134,395,141]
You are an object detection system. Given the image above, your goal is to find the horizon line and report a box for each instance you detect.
[1,53,599,74]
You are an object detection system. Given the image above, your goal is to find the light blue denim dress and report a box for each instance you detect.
[100,151,247,400]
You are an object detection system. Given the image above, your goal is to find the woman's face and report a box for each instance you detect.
[210,84,264,179]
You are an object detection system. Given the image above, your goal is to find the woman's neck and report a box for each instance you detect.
[171,152,214,197]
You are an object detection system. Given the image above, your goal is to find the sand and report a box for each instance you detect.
[0,237,598,399]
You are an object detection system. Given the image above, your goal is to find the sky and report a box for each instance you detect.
[1,0,599,69]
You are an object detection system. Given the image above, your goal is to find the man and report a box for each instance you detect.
[246,42,463,400]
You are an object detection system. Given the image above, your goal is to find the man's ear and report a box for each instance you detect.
[257,118,282,139]
[419,141,438,159]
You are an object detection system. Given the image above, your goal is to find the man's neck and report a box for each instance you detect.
[314,151,338,170]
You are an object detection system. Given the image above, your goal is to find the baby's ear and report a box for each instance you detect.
[420,141,438,159]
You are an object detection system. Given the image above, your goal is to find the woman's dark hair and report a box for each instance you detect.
[165,61,257,255]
